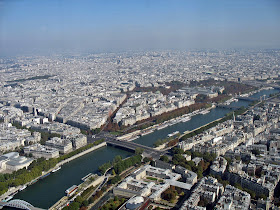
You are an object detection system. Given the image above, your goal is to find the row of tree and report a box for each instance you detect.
[98,154,142,175]
[189,78,256,95]
[62,195,89,210]
[154,136,176,148]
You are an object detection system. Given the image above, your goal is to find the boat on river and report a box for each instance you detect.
[40,172,51,180]
[140,129,154,136]
[168,131,179,137]
[19,185,27,191]
[128,135,140,141]
[52,166,61,173]
[3,195,13,202]
[157,124,169,130]
[29,179,38,186]
[200,110,210,115]
[65,185,78,197]
[181,116,191,122]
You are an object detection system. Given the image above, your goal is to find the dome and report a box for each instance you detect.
[126,196,144,210]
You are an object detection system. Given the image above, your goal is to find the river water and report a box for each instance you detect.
[13,88,279,208]
[14,147,133,208]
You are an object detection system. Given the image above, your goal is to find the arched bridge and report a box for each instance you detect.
[0,199,44,210]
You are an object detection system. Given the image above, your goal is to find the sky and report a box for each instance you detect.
[0,0,280,55]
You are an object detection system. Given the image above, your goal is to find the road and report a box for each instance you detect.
[87,131,116,144]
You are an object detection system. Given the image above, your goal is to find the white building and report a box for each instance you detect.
[0,152,33,172]
[24,144,59,159]
[46,137,72,154]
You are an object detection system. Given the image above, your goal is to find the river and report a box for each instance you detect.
[13,88,279,208]
[133,88,279,147]
[14,147,133,209]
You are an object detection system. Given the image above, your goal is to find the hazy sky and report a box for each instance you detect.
[0,0,280,55]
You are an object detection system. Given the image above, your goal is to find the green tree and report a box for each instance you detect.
[172,147,184,155]
[113,155,122,164]
[89,197,94,204]
[172,154,185,165]
[110,175,121,184]
[252,149,261,156]
[75,195,84,204]
[68,202,80,210]
[135,147,144,155]
[143,157,151,163]
[160,155,169,163]
[112,169,116,176]
[82,200,89,207]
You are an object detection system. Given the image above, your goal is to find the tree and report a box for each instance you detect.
[172,154,185,165]
[110,175,121,184]
[252,149,261,156]
[143,157,151,163]
[172,147,184,155]
[82,200,89,207]
[112,169,116,176]
[135,147,144,155]
[160,155,169,163]
[89,197,94,204]
[75,196,84,204]
[113,155,122,164]
[68,202,80,210]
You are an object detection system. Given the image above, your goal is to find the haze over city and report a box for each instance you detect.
[1,0,280,55]
[0,1,280,210]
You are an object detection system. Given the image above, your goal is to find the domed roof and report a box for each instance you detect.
[126,196,144,209]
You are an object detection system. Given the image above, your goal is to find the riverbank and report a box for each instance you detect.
[117,106,215,142]
[50,174,104,210]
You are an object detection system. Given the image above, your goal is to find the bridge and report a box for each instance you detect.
[216,104,240,110]
[0,199,44,210]
[237,96,258,102]
[106,139,167,159]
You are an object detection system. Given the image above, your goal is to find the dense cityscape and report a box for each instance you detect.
[1,0,280,209]
[0,49,279,210]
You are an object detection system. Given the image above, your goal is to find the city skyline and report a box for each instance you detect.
[1,0,280,56]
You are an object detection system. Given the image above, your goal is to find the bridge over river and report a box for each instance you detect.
[0,199,44,210]
[105,139,167,159]
[237,96,259,101]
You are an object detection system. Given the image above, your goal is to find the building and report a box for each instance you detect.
[175,166,198,185]
[66,134,87,149]
[24,144,59,159]
[215,185,251,210]
[0,152,33,172]
[113,165,193,201]
[210,157,227,176]
[45,137,72,154]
